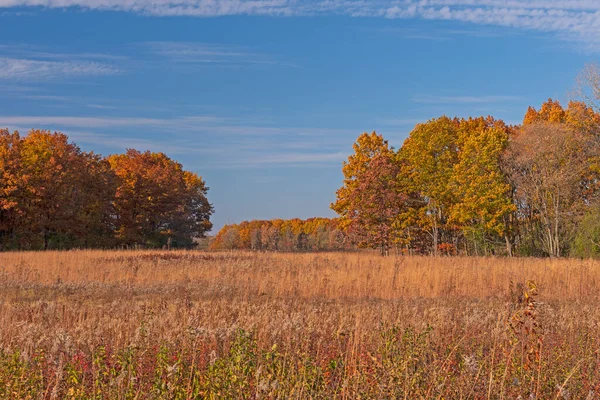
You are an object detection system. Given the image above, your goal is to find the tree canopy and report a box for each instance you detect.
[331,99,600,257]
[0,130,213,250]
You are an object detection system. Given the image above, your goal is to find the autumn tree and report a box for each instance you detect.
[348,152,406,255]
[524,98,600,135]
[0,130,213,251]
[173,171,214,246]
[16,130,116,249]
[331,132,406,255]
[504,123,591,257]
[450,117,516,256]
[523,99,566,125]
[399,117,460,255]
[332,132,392,228]
[210,218,346,251]
[67,151,117,247]
[0,129,21,248]
[108,149,213,248]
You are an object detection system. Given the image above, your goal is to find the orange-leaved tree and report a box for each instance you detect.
[108,149,212,248]
[332,132,407,255]
[17,130,116,249]
[0,129,22,247]
[210,218,345,251]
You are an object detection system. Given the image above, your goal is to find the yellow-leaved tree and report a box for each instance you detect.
[399,117,460,255]
[449,117,516,256]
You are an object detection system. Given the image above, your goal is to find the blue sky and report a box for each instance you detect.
[0,1,598,232]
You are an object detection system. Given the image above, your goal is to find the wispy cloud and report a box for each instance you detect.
[0,44,124,80]
[85,103,118,110]
[1,45,129,61]
[19,94,71,101]
[0,115,221,129]
[369,25,503,41]
[144,41,295,67]
[249,151,346,165]
[375,118,423,127]
[0,57,119,80]
[0,113,357,168]
[64,130,210,155]
[412,95,523,104]
[2,1,600,48]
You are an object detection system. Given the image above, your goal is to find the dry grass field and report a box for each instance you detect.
[1,251,600,399]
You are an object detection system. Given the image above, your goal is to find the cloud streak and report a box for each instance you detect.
[412,95,523,104]
[1,1,600,48]
[143,41,291,66]
[0,115,222,129]
[0,57,120,80]
[0,113,357,168]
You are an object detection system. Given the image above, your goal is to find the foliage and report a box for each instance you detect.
[331,132,409,254]
[331,98,600,257]
[571,203,600,258]
[504,122,592,257]
[450,117,515,255]
[108,149,213,248]
[211,218,349,251]
[399,116,460,255]
[0,130,213,250]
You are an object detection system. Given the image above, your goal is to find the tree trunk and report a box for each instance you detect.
[43,228,49,250]
[432,218,439,256]
[505,235,513,257]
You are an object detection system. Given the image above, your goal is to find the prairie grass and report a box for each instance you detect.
[0,250,599,398]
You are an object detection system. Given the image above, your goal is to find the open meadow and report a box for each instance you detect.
[1,251,600,399]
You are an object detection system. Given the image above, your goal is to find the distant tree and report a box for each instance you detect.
[262,224,280,251]
[210,218,347,251]
[222,226,240,250]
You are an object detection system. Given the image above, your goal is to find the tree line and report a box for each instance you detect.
[332,97,600,257]
[210,218,352,251]
[0,130,213,250]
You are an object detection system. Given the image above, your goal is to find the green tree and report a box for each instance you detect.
[571,204,600,258]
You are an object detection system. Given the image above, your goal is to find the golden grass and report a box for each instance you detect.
[1,250,599,398]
